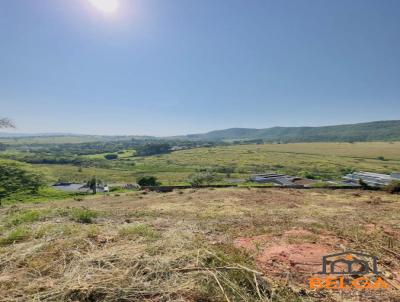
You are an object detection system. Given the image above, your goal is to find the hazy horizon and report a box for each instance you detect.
[2,0,400,135]
[1,119,399,137]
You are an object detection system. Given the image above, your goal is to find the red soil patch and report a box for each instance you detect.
[234,228,343,280]
[257,243,330,274]
[233,234,271,252]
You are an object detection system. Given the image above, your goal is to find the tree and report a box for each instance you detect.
[87,176,101,194]
[136,143,171,156]
[137,176,159,187]
[0,161,45,201]
[104,153,118,160]
[0,118,15,128]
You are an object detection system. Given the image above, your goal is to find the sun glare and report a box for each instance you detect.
[88,0,120,14]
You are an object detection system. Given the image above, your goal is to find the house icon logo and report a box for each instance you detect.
[319,251,379,275]
[309,251,389,290]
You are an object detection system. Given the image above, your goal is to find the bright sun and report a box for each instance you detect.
[88,0,120,14]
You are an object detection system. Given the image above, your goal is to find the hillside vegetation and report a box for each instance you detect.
[2,120,400,144]
[185,120,400,142]
[30,141,400,185]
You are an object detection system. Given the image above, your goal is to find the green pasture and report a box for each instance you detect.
[34,141,400,185]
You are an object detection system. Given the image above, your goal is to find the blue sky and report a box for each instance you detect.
[1,0,399,136]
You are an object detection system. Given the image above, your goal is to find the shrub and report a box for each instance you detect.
[104,154,118,160]
[0,161,45,201]
[215,166,235,177]
[135,143,171,156]
[358,179,370,190]
[299,171,316,179]
[377,156,386,161]
[7,209,50,226]
[119,224,159,239]
[188,171,222,187]
[0,226,31,245]
[386,181,400,194]
[137,176,160,187]
[70,208,98,223]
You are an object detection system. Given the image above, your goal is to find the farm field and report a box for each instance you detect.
[0,188,399,301]
[32,142,400,185]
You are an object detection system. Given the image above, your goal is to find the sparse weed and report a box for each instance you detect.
[119,224,159,240]
[6,209,52,226]
[70,208,98,224]
[0,226,31,245]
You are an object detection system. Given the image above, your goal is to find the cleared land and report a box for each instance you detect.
[35,142,400,184]
[1,188,399,301]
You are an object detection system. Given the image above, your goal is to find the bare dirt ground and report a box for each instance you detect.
[0,188,399,301]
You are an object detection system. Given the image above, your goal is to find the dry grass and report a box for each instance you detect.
[0,188,399,301]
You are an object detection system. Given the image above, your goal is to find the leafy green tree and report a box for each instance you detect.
[104,153,118,160]
[0,161,45,201]
[137,176,160,187]
[87,176,102,194]
[136,143,171,156]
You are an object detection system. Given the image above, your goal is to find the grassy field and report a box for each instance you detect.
[33,142,400,185]
[0,188,399,301]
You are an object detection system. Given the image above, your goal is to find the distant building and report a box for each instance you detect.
[343,172,400,187]
[250,173,302,187]
[52,183,111,193]
[52,183,88,193]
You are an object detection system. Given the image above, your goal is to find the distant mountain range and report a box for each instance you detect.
[182,120,400,142]
[1,120,400,143]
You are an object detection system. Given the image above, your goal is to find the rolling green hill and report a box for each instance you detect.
[2,120,400,144]
[184,120,400,142]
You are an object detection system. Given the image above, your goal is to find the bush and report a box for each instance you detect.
[7,209,50,226]
[0,161,45,201]
[0,226,31,245]
[215,166,235,177]
[299,171,316,179]
[358,179,370,190]
[386,181,400,194]
[188,171,222,187]
[104,154,118,160]
[70,208,98,223]
[135,143,171,156]
[137,176,160,187]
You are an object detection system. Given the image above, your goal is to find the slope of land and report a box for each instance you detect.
[0,188,399,301]
[184,120,400,142]
[2,120,400,144]
[33,141,400,184]
[0,134,152,144]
